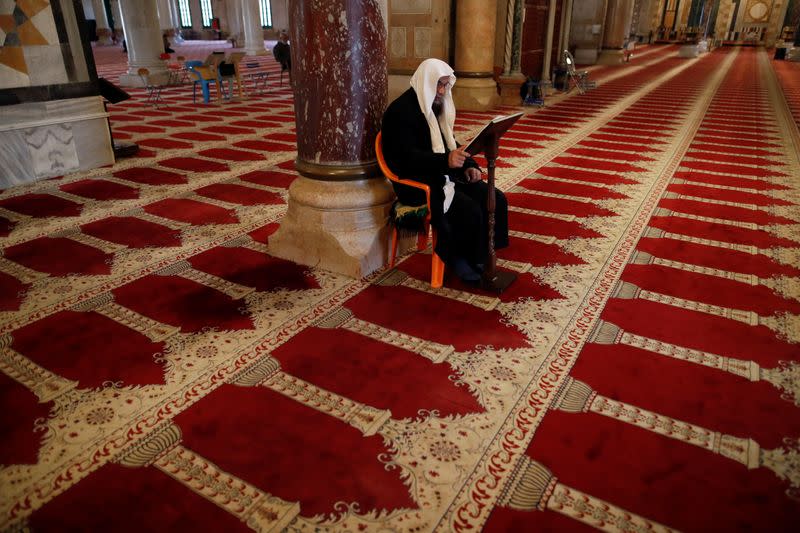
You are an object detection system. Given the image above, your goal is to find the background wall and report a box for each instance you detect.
[570,0,607,61]
[386,0,453,74]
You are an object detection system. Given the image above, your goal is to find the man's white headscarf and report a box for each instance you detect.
[410,58,457,154]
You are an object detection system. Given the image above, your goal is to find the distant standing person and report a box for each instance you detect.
[273,30,291,79]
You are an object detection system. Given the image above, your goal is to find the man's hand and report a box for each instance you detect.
[448,147,468,168]
[465,167,482,183]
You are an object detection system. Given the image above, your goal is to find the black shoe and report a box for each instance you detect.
[451,257,480,283]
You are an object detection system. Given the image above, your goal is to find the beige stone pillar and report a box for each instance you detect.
[498,0,525,105]
[560,0,574,55]
[452,0,500,111]
[110,0,123,42]
[597,0,635,65]
[226,0,245,47]
[156,0,176,33]
[117,0,170,86]
[243,0,266,55]
[169,0,185,42]
[92,0,113,45]
[541,0,558,81]
[765,0,791,48]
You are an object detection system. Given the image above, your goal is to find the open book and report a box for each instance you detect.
[463,112,523,156]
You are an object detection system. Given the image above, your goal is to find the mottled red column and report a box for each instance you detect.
[268,0,394,278]
[290,0,387,178]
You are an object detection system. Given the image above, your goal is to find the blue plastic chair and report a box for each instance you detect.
[185,60,217,104]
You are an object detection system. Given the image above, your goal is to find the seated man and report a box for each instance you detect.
[381,58,508,283]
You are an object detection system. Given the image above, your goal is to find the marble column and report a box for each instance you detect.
[92,0,113,45]
[156,0,176,35]
[227,0,245,47]
[451,0,500,111]
[117,0,169,86]
[268,0,394,278]
[498,0,525,105]
[110,0,123,42]
[597,0,635,64]
[168,0,184,42]
[243,0,265,55]
[560,0,574,55]
[541,0,558,81]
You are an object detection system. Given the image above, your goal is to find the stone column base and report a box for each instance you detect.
[452,77,500,112]
[597,49,626,65]
[268,176,395,278]
[245,47,268,56]
[119,68,170,87]
[498,74,526,106]
[95,29,113,45]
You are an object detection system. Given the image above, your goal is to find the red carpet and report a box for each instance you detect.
[0,44,798,532]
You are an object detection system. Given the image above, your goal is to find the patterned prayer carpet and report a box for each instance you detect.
[0,43,798,532]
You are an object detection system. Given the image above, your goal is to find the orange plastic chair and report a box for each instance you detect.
[375,131,445,288]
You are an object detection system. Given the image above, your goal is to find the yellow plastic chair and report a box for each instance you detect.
[375,131,445,288]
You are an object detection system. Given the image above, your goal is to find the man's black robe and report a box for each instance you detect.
[381,87,508,267]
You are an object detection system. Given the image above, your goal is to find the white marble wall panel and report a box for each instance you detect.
[0,131,37,187]
[0,97,113,187]
[25,124,80,178]
[24,45,70,86]
[71,118,115,174]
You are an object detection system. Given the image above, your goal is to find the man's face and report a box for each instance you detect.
[433,76,449,115]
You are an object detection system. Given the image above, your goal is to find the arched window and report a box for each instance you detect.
[199,0,213,28]
[177,0,192,29]
[259,0,272,28]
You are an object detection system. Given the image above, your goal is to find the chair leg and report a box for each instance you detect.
[193,83,197,103]
[430,230,444,288]
[152,85,163,106]
[431,253,445,288]
[389,227,398,268]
